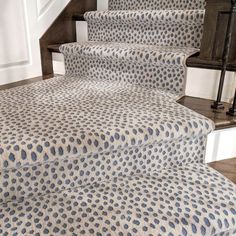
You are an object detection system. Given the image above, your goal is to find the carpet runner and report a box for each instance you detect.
[108,0,205,10]
[1,165,236,235]
[0,0,236,235]
[60,42,198,96]
[0,76,213,204]
[62,8,205,96]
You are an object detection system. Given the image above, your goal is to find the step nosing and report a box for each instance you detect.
[59,43,199,67]
[108,0,206,11]
[84,10,205,24]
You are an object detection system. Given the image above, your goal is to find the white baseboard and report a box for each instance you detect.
[205,127,236,163]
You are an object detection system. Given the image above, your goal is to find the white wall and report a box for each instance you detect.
[97,0,108,10]
[0,1,29,70]
[0,0,70,85]
[186,68,236,103]
[206,128,236,163]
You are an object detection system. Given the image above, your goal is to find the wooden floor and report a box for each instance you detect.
[209,158,236,184]
[178,96,236,130]
[0,76,43,91]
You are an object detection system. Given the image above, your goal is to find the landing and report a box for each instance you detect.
[0,75,213,171]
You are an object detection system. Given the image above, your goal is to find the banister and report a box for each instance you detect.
[187,0,236,69]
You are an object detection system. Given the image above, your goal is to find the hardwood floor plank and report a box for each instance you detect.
[208,158,236,184]
[0,76,43,91]
[178,96,236,130]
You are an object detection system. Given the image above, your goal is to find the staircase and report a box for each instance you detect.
[50,0,207,98]
[0,0,236,235]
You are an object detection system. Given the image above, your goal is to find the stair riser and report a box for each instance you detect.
[108,0,205,10]
[64,56,186,94]
[1,135,206,204]
[87,22,204,48]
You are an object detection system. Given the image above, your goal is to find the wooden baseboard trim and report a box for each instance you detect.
[0,76,43,91]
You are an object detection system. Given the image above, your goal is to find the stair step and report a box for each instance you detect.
[85,10,205,48]
[48,44,225,76]
[0,76,213,204]
[45,43,236,74]
[48,44,234,77]
[0,75,234,132]
[72,13,85,21]
[1,164,236,235]
[108,0,205,10]
[60,41,198,94]
[59,42,199,66]
[85,10,205,25]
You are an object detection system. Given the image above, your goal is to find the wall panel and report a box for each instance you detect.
[0,0,29,68]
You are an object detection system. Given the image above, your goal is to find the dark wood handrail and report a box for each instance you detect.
[187,0,236,71]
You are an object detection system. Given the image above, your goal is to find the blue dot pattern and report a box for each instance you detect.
[108,0,206,10]
[0,164,235,235]
[0,0,235,234]
[85,10,205,49]
[0,76,213,204]
[1,134,207,204]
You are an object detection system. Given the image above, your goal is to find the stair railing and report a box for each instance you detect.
[211,0,236,113]
[227,89,236,115]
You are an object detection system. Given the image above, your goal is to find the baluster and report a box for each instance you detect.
[227,89,236,116]
[211,0,236,109]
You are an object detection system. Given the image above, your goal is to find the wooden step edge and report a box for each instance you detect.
[72,14,85,21]
[186,55,236,71]
[47,44,62,53]
[178,96,236,130]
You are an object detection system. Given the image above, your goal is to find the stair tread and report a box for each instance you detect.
[1,164,236,235]
[108,0,205,11]
[187,55,236,71]
[0,76,214,203]
[85,10,205,24]
[60,41,199,66]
